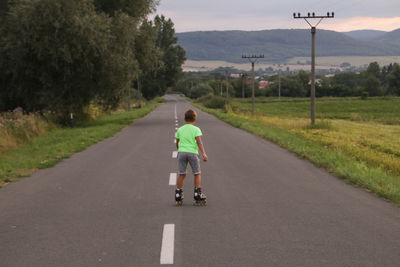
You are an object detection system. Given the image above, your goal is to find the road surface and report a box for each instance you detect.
[0,95,399,266]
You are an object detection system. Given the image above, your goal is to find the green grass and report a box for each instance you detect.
[0,103,158,186]
[233,97,400,125]
[194,99,400,205]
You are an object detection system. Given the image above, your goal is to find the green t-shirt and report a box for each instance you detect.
[175,124,203,154]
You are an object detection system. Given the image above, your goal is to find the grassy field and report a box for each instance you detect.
[195,97,400,204]
[0,102,159,187]
[233,97,400,125]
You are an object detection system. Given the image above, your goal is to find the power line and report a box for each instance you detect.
[293,12,334,126]
[242,54,264,114]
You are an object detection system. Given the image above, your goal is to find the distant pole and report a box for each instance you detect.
[241,73,246,98]
[242,54,264,113]
[293,12,334,126]
[278,72,281,99]
[311,26,316,124]
[70,113,74,128]
[251,62,255,111]
[225,70,229,98]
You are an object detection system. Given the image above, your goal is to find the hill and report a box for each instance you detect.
[378,29,400,44]
[342,30,386,41]
[176,29,400,63]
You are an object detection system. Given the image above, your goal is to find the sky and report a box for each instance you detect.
[153,0,400,33]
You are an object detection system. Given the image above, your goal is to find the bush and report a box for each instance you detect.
[0,112,54,153]
[361,91,369,100]
[154,97,167,103]
[194,93,214,103]
[203,96,230,109]
[190,83,213,98]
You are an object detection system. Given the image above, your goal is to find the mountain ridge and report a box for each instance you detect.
[176,28,400,63]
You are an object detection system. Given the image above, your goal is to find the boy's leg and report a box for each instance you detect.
[194,174,201,188]
[177,152,188,189]
[177,174,186,189]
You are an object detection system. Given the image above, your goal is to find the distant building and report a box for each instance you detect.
[259,81,270,88]
[308,79,323,86]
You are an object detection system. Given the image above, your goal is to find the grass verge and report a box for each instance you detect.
[194,103,400,205]
[0,103,158,187]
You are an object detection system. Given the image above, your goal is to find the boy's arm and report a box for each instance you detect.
[195,136,208,162]
[176,139,179,150]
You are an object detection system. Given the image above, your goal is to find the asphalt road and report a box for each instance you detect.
[0,95,399,266]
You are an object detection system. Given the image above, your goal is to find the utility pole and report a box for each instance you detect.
[278,71,281,99]
[242,54,264,113]
[293,12,334,126]
[225,70,229,98]
[224,66,233,98]
[241,73,247,98]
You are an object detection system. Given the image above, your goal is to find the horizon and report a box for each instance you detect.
[174,28,399,34]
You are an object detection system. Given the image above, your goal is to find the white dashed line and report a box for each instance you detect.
[169,173,177,186]
[160,224,175,264]
[172,151,178,158]
[174,104,177,120]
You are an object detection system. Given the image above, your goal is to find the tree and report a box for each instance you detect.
[332,72,361,89]
[0,0,138,121]
[387,63,400,95]
[94,0,158,19]
[366,61,381,80]
[363,75,383,96]
[269,75,305,97]
[0,0,8,20]
[190,83,213,99]
[141,15,186,99]
[231,76,251,98]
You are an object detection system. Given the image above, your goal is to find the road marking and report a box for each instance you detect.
[175,127,178,131]
[174,104,177,120]
[172,151,178,158]
[174,139,176,143]
[160,224,175,264]
[169,173,177,186]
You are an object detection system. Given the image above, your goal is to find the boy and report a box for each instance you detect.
[175,109,208,206]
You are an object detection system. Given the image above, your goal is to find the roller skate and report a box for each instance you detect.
[193,188,207,206]
[175,188,184,206]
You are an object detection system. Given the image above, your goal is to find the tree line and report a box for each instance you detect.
[268,62,400,98]
[178,62,400,99]
[0,0,185,122]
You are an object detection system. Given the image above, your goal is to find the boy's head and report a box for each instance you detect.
[184,109,197,123]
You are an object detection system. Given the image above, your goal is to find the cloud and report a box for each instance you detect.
[154,0,400,32]
[321,17,400,32]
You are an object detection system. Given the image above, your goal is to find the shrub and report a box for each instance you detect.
[203,96,230,109]
[194,93,214,103]
[361,91,369,100]
[190,83,213,98]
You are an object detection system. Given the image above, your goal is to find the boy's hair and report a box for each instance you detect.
[184,109,197,122]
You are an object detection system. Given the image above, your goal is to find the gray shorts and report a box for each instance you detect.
[178,152,201,175]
